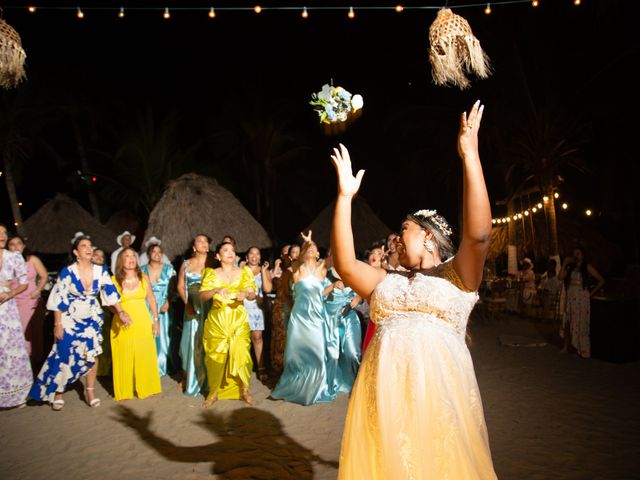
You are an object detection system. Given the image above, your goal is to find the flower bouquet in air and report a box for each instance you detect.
[310,83,363,136]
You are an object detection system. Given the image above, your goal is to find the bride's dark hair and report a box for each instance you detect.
[406,210,455,261]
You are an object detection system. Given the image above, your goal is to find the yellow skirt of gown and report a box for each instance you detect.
[111,277,161,400]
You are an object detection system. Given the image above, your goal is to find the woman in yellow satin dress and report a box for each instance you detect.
[200,241,257,408]
[111,248,161,401]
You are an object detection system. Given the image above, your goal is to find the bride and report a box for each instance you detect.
[331,101,497,479]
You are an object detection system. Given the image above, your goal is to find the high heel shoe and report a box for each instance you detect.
[84,387,101,408]
[51,398,65,411]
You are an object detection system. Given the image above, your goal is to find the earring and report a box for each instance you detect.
[424,239,434,253]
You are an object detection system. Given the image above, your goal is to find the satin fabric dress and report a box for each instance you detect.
[0,250,31,408]
[271,274,337,406]
[338,261,496,479]
[111,277,162,400]
[30,264,119,404]
[200,266,256,400]
[324,269,362,394]
[142,263,176,376]
[179,263,209,397]
[12,259,45,364]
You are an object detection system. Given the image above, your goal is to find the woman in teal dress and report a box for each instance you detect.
[141,244,176,376]
[177,234,210,397]
[324,262,362,394]
[271,240,337,406]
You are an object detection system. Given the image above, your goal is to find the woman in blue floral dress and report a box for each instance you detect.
[30,235,128,410]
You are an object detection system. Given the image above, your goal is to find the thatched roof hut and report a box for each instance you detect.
[143,173,272,259]
[23,193,118,254]
[306,196,391,255]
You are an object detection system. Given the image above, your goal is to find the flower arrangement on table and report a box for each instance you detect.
[310,83,363,125]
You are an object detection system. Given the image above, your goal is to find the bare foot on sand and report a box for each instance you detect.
[241,388,256,406]
[202,393,218,408]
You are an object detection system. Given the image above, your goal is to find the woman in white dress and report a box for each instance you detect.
[331,101,496,479]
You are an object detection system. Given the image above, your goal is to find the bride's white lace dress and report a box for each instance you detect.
[338,260,497,479]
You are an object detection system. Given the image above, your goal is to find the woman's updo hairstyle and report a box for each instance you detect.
[406,209,455,261]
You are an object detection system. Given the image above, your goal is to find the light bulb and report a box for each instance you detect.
[119,7,125,18]
[77,7,84,19]
[562,203,568,210]
[532,0,539,6]
[484,3,492,14]
[543,195,549,202]
[532,207,538,213]
[585,209,592,216]
[301,7,308,18]
[28,6,36,13]
[163,7,170,19]
[554,192,559,198]
[524,211,530,216]
[348,7,355,19]
[209,7,216,18]
[254,5,262,14]
[395,5,404,13]
[537,203,543,209]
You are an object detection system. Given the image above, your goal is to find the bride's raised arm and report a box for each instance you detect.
[330,144,387,299]
[452,101,492,291]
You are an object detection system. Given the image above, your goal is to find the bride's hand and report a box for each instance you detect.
[330,143,365,198]
[457,100,484,160]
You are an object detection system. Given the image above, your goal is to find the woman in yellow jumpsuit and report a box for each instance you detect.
[200,241,256,407]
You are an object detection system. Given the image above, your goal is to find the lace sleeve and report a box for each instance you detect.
[439,259,475,293]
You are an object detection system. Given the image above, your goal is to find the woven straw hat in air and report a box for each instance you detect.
[0,17,26,89]
[428,8,491,90]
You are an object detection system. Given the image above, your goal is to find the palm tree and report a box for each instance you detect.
[505,106,589,260]
[99,106,200,216]
[0,90,34,235]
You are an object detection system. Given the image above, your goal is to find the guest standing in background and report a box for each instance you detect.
[324,252,362,394]
[138,236,171,266]
[177,234,210,397]
[142,243,176,376]
[30,234,124,410]
[559,247,605,358]
[270,255,293,377]
[111,247,161,400]
[92,246,114,377]
[0,224,31,409]
[8,234,48,369]
[271,240,337,406]
[111,231,136,274]
[244,246,272,382]
[200,241,256,407]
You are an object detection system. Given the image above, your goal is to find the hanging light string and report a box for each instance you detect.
[492,192,595,225]
[15,1,581,17]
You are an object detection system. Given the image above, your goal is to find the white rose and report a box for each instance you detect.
[351,94,364,111]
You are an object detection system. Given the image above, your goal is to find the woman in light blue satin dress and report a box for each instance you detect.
[141,244,176,376]
[271,240,337,406]
[324,264,362,394]
[177,235,210,397]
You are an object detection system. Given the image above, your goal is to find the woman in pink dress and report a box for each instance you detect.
[8,235,48,369]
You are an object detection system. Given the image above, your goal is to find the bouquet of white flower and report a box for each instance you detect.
[310,83,363,125]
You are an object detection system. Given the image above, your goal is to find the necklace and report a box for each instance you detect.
[124,277,137,285]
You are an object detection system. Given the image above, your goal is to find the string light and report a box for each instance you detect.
[301,7,308,18]
[348,6,355,19]
[28,6,37,13]
[484,3,492,14]
[531,0,539,7]
[118,7,125,18]
[18,202,23,206]
[562,203,568,209]
[209,7,216,18]
[395,5,404,13]
[163,7,170,19]
[14,222,18,227]
[585,209,592,216]
[77,7,84,19]
[254,5,262,14]
[554,192,559,199]
[543,195,549,203]
[574,0,581,5]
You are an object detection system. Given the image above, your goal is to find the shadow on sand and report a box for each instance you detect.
[112,405,338,479]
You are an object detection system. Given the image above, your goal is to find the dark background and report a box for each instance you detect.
[1,0,637,270]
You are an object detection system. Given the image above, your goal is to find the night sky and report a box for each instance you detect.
[1,1,637,267]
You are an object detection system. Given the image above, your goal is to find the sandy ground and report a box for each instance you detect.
[2,314,639,480]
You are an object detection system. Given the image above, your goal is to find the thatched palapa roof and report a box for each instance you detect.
[306,196,391,255]
[23,193,118,254]
[143,173,271,259]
